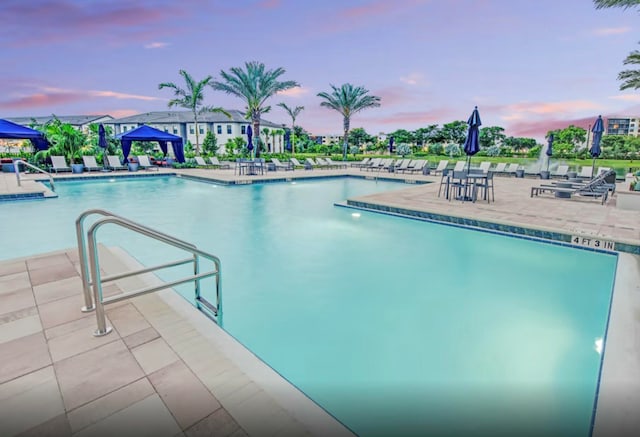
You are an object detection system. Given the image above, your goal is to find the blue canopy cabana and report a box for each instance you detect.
[0,119,49,150]
[115,125,185,162]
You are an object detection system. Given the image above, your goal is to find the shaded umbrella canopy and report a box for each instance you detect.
[463,107,481,170]
[590,115,604,158]
[246,125,253,152]
[389,136,394,153]
[0,118,49,150]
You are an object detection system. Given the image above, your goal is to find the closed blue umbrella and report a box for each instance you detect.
[284,129,291,152]
[389,136,394,153]
[463,106,482,171]
[590,115,604,178]
[98,124,109,169]
[246,125,254,155]
[545,133,554,172]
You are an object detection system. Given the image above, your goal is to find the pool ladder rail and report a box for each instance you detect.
[12,159,55,192]
[76,209,222,336]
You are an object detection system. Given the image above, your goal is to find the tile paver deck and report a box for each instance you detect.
[1,164,639,436]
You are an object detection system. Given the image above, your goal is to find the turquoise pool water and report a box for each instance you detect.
[1,176,617,436]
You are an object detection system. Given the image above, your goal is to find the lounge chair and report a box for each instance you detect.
[137,155,159,171]
[394,159,412,173]
[432,160,449,175]
[325,157,348,169]
[479,162,491,173]
[597,167,611,176]
[51,156,71,173]
[530,170,613,204]
[194,156,212,168]
[504,163,520,177]
[453,161,467,172]
[576,166,593,179]
[406,159,427,174]
[551,165,569,179]
[361,158,382,171]
[107,155,126,171]
[378,159,395,172]
[491,162,507,174]
[290,158,307,169]
[351,157,371,168]
[82,155,101,172]
[271,158,293,171]
[315,157,334,169]
[306,158,322,169]
[209,156,231,169]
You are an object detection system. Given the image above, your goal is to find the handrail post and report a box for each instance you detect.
[216,259,222,325]
[87,224,112,336]
[194,254,201,302]
[14,161,21,187]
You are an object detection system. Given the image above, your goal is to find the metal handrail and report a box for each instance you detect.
[13,159,55,192]
[75,209,221,336]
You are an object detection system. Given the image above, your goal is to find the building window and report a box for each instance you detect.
[199,127,204,135]
[189,126,195,134]
[227,125,232,134]
[241,125,246,134]
[173,128,178,134]
[217,125,222,134]
[164,128,168,132]
[123,126,128,132]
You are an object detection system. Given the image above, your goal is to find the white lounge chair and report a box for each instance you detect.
[394,159,412,173]
[351,157,371,168]
[597,167,611,176]
[453,161,467,172]
[432,160,449,175]
[479,162,491,173]
[551,165,569,178]
[271,158,293,171]
[491,162,508,174]
[137,155,159,171]
[325,157,347,169]
[82,156,101,171]
[51,156,71,173]
[194,156,211,168]
[577,166,593,179]
[107,155,126,171]
[406,159,427,174]
[209,156,231,169]
[504,163,520,176]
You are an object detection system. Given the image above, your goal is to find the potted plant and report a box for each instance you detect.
[127,156,139,171]
[35,118,88,173]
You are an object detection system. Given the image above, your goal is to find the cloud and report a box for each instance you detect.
[144,41,169,49]
[593,26,631,36]
[257,0,281,8]
[370,107,457,126]
[400,72,426,86]
[101,109,140,118]
[0,86,163,110]
[609,94,640,102]
[507,117,594,138]
[277,86,309,97]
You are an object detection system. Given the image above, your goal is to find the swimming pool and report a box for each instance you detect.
[1,176,617,436]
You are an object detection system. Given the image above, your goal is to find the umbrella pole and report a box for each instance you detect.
[466,155,471,173]
[591,157,596,179]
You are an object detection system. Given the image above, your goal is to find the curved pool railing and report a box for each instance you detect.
[75,209,222,336]
[13,159,55,192]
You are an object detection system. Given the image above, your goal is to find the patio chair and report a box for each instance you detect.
[491,162,508,174]
[209,156,231,169]
[82,155,101,172]
[51,156,71,173]
[194,156,212,168]
[350,157,371,168]
[551,165,569,179]
[577,166,593,179]
[271,158,293,171]
[137,155,159,171]
[107,155,126,171]
[432,160,449,175]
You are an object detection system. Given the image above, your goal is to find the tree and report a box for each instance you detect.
[211,61,299,158]
[158,70,230,155]
[414,125,439,146]
[34,118,88,165]
[479,126,506,149]
[277,103,304,154]
[348,127,374,148]
[202,131,219,155]
[439,121,468,145]
[547,125,586,149]
[317,83,381,160]
[594,1,640,89]
[387,129,414,145]
[262,127,272,152]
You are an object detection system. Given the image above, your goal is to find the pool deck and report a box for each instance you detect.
[1,166,639,436]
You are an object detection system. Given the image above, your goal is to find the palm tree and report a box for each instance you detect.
[261,127,271,152]
[594,0,639,8]
[317,84,381,160]
[210,61,299,158]
[158,70,230,155]
[277,103,304,154]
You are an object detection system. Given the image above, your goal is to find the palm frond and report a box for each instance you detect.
[618,69,640,89]
[593,0,640,9]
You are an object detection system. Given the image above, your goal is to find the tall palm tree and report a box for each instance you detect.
[277,103,304,154]
[317,83,381,160]
[211,61,299,157]
[594,0,639,8]
[158,70,230,155]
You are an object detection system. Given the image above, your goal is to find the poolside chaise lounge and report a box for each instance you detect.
[316,157,337,169]
[479,162,491,173]
[361,158,382,171]
[51,156,71,173]
[325,157,348,169]
[576,166,593,179]
[271,158,293,171]
[504,163,520,177]
[82,155,101,172]
[551,165,569,179]
[453,161,466,172]
[107,155,127,171]
[394,159,412,173]
[138,155,159,171]
[290,158,307,169]
[209,156,231,169]
[194,156,212,168]
[306,157,323,169]
[406,159,427,174]
[432,160,449,175]
[530,170,615,204]
[351,157,371,168]
[491,162,508,174]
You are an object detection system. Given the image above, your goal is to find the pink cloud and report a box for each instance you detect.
[593,26,631,36]
[258,0,281,8]
[99,109,140,118]
[277,86,309,97]
[0,92,84,110]
[372,107,457,125]
[507,117,594,138]
[144,41,169,49]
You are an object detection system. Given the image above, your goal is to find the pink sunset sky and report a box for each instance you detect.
[0,0,638,141]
